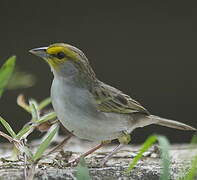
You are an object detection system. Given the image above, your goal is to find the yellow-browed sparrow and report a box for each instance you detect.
[30,43,196,165]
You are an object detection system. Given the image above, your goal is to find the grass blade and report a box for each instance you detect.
[75,157,91,180]
[36,111,56,124]
[38,97,51,110]
[126,135,157,173]
[157,135,171,180]
[29,99,40,122]
[16,124,33,139]
[33,124,59,161]
[0,56,16,97]
[182,154,197,180]
[177,134,197,180]
[23,146,34,159]
[0,116,16,137]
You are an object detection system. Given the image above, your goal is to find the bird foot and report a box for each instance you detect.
[99,158,108,167]
[67,157,81,167]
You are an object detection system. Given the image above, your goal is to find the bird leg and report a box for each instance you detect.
[46,134,73,155]
[100,143,124,166]
[100,132,131,166]
[68,140,110,166]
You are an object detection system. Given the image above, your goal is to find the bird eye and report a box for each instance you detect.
[56,52,65,59]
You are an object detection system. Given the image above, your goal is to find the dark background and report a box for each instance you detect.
[0,1,196,143]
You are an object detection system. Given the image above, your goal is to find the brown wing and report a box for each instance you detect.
[91,81,150,115]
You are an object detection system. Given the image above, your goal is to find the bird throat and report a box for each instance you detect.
[52,60,97,89]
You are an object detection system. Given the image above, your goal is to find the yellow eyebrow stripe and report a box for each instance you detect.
[46,46,78,60]
[47,46,66,54]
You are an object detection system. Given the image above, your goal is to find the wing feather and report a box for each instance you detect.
[91,82,150,115]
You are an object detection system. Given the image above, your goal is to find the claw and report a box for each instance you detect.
[67,157,81,167]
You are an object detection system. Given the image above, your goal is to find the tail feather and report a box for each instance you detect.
[150,115,196,131]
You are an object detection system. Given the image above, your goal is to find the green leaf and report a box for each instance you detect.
[126,135,157,173]
[0,56,16,97]
[33,124,59,161]
[177,134,197,180]
[29,99,40,122]
[38,97,51,110]
[36,111,56,124]
[16,112,57,140]
[75,157,91,180]
[182,154,197,180]
[157,136,171,180]
[16,124,32,140]
[23,146,34,159]
[126,135,172,178]
[0,116,16,138]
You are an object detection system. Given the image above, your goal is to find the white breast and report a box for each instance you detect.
[51,77,131,142]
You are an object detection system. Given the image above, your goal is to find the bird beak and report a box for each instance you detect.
[29,47,48,59]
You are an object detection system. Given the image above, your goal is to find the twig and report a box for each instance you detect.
[26,163,36,180]
[23,152,28,180]
[0,131,20,144]
[46,134,73,155]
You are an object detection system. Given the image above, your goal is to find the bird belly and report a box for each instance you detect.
[51,79,131,141]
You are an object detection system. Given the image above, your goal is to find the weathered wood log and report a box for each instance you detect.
[0,137,196,180]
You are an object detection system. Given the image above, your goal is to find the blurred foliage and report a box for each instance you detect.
[180,134,197,180]
[126,135,157,173]
[126,135,171,180]
[180,154,197,180]
[7,69,35,90]
[0,56,16,97]
[126,134,197,180]
[0,56,57,178]
[0,56,35,99]
[0,94,58,178]
[75,157,91,180]
[33,124,59,162]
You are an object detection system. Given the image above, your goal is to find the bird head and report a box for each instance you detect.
[29,43,96,82]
